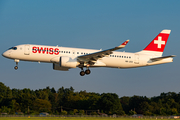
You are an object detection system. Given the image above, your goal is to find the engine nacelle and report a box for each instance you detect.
[60,56,78,68]
[53,63,69,71]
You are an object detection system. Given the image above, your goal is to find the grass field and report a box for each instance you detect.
[0,117,175,120]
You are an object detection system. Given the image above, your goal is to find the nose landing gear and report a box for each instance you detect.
[14,66,18,70]
[14,59,19,70]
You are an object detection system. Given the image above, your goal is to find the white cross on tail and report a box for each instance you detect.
[154,36,165,48]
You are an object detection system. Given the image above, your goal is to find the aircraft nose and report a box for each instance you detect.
[2,51,9,58]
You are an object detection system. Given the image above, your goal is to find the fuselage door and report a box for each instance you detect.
[134,54,139,64]
[24,45,30,55]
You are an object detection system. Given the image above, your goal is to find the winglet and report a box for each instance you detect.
[118,40,129,48]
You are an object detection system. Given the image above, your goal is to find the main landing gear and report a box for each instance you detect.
[80,67,91,76]
[14,59,19,70]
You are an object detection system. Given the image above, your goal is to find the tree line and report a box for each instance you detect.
[0,82,180,116]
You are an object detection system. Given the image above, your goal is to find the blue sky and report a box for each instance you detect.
[0,0,180,97]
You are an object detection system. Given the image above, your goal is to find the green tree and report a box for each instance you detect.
[120,96,130,114]
[128,110,136,115]
[150,102,160,115]
[73,109,78,114]
[49,93,58,114]
[35,90,49,100]
[9,99,20,114]
[79,110,85,115]
[51,87,56,93]
[33,99,52,113]
[99,93,124,115]
[60,110,67,115]
[171,108,178,115]
[1,106,11,114]
[15,89,36,113]
[57,87,65,108]
[144,110,152,116]
[0,82,12,107]
[139,101,152,115]
[129,96,150,114]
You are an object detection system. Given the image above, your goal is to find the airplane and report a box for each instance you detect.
[2,29,175,76]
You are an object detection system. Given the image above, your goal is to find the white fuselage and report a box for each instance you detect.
[2,44,173,69]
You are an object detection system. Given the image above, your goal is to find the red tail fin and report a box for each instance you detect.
[143,29,171,52]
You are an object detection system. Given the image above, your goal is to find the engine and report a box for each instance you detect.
[52,56,78,71]
[59,56,78,68]
[53,63,69,71]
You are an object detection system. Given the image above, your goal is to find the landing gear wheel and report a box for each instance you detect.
[14,66,18,70]
[14,60,19,70]
[80,71,85,76]
[85,69,91,75]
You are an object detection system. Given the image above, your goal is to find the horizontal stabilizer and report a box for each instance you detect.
[150,55,176,61]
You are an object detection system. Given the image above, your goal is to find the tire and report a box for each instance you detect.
[80,71,85,76]
[85,69,91,75]
[14,66,18,70]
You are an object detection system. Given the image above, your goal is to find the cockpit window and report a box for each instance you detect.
[8,47,17,50]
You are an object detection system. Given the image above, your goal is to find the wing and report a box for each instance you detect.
[77,40,129,65]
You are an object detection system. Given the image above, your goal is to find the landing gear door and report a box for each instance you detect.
[24,45,30,55]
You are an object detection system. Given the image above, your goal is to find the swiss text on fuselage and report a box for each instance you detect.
[32,47,59,55]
